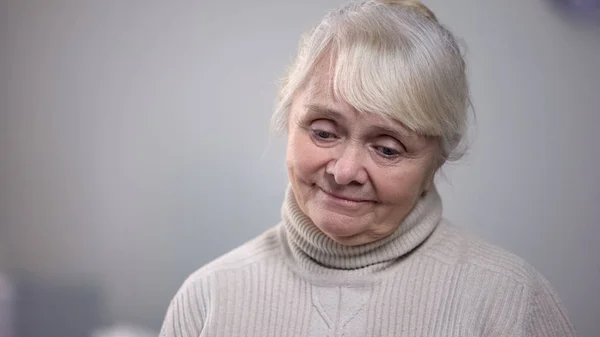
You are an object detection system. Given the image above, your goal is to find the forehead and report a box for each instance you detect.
[299,70,412,134]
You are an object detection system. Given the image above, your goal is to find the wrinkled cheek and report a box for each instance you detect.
[289,155,314,185]
[287,136,326,183]
[377,171,427,207]
[286,137,301,171]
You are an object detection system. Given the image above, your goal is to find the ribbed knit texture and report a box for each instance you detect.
[160,186,576,336]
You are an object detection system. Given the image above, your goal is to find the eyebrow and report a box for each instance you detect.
[304,103,347,122]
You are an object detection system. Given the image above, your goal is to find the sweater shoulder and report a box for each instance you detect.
[420,220,575,335]
[159,225,283,336]
[422,219,541,285]
[182,224,283,286]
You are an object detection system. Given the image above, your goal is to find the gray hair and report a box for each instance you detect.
[271,0,471,163]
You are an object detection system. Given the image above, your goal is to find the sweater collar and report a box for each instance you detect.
[281,185,442,273]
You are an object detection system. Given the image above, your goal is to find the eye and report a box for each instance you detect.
[371,136,405,159]
[375,145,401,158]
[309,120,338,142]
[313,130,334,140]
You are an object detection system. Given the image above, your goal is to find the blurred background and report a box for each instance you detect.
[0,0,599,336]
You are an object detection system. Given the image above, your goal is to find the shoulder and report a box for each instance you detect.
[420,220,566,310]
[423,219,541,285]
[421,220,576,335]
[167,224,283,310]
[159,225,284,337]
[182,224,283,287]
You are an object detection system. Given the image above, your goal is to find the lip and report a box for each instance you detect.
[318,187,374,208]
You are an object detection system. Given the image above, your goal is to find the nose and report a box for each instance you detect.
[325,144,368,185]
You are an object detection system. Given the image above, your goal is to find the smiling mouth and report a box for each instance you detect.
[319,187,374,204]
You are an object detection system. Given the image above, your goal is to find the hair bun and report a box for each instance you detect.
[379,0,438,22]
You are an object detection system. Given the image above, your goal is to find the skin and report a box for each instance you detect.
[286,72,442,246]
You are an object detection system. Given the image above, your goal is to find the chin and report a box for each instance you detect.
[309,207,368,241]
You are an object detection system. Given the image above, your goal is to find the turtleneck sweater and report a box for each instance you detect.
[160,186,576,336]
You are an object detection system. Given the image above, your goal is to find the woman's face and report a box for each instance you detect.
[286,75,441,246]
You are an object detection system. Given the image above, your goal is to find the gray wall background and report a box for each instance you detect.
[1,0,599,336]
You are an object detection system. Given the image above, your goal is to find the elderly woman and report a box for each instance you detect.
[160,0,575,336]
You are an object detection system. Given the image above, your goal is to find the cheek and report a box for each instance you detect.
[286,132,330,180]
[371,163,431,204]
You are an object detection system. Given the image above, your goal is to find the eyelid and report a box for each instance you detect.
[310,129,338,144]
[376,136,406,152]
[374,145,400,156]
[370,145,405,163]
[310,119,336,130]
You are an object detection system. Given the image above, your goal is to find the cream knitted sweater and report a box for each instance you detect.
[160,187,576,336]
